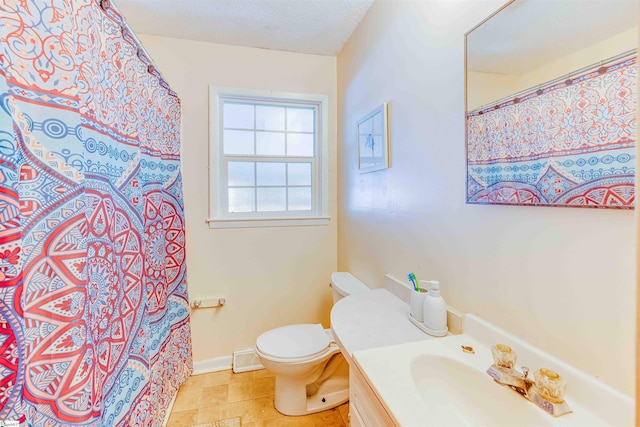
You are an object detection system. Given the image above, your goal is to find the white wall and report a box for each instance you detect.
[468,28,637,111]
[519,27,638,92]
[138,35,338,362]
[337,0,636,396]
[466,71,520,111]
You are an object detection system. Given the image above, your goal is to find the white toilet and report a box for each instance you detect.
[255,272,369,416]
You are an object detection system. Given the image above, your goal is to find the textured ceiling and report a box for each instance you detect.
[468,0,638,75]
[115,0,375,56]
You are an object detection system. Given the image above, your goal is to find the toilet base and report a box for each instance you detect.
[257,328,353,417]
[275,370,349,416]
[304,375,350,415]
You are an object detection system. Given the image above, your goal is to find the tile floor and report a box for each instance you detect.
[167,369,349,427]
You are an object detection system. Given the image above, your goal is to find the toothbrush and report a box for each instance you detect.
[408,272,419,291]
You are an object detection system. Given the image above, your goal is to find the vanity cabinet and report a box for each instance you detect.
[350,359,397,427]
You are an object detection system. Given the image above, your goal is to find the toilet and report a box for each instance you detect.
[255,272,369,416]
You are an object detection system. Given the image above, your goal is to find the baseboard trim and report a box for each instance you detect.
[192,355,233,375]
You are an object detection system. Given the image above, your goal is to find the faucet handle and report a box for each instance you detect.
[521,366,530,378]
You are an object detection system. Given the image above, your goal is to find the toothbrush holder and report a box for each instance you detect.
[409,287,428,322]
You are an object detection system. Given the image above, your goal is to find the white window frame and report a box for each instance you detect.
[207,86,330,229]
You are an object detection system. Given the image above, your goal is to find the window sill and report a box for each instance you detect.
[207,216,330,229]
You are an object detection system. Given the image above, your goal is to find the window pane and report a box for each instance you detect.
[224,103,254,129]
[256,132,285,155]
[228,162,254,186]
[257,162,286,186]
[288,187,312,211]
[214,92,323,219]
[256,106,285,131]
[287,107,314,132]
[287,134,314,156]
[288,163,311,186]
[257,188,286,212]
[224,130,254,155]
[229,188,255,212]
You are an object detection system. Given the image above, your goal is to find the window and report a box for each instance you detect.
[208,87,329,228]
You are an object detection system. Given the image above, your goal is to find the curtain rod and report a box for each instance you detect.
[470,48,637,113]
[100,0,177,98]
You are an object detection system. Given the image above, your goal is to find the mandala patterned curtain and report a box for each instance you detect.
[0,1,192,426]
[467,54,636,208]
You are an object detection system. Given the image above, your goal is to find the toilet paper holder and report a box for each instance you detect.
[191,298,226,309]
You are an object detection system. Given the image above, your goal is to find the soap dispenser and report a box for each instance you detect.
[422,280,448,337]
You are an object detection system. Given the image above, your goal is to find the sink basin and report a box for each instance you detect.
[410,354,548,426]
[352,314,633,426]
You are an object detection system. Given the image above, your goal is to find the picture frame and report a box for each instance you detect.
[357,103,389,173]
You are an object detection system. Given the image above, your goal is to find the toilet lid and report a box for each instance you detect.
[256,324,331,360]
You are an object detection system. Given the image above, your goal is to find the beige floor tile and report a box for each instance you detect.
[311,408,345,426]
[229,371,255,383]
[181,371,231,392]
[228,379,255,402]
[167,409,198,427]
[253,397,281,421]
[228,399,258,423]
[170,368,347,427]
[172,388,205,412]
[253,377,275,398]
[196,403,231,424]
[253,369,275,379]
[178,375,205,392]
[283,415,315,427]
[201,383,230,407]
[200,370,234,386]
[255,417,287,427]
[337,403,349,426]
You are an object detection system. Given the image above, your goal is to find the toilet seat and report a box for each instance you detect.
[256,324,334,363]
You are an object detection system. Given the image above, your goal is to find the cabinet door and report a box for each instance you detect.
[350,403,366,427]
[350,362,397,426]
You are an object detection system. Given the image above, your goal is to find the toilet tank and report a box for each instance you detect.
[330,272,369,305]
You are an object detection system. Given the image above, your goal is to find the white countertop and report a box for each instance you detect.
[330,288,436,365]
[352,314,634,427]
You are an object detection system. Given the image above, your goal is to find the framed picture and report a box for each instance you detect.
[357,103,389,173]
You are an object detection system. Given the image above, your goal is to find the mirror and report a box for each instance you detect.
[465,0,638,208]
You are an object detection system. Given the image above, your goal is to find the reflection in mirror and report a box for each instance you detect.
[465,0,637,208]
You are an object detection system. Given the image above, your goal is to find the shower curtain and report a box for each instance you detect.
[0,1,192,426]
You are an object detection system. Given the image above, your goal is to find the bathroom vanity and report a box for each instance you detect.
[350,315,633,426]
[331,284,634,426]
[330,284,439,425]
[349,358,395,426]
